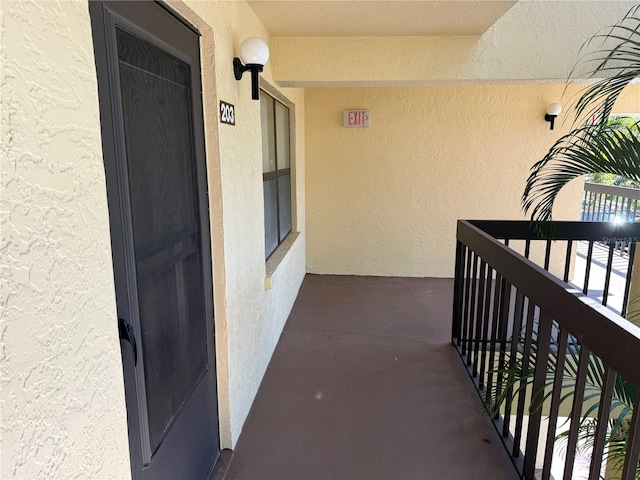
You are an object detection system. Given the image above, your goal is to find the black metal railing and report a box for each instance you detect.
[582,183,640,223]
[452,220,640,480]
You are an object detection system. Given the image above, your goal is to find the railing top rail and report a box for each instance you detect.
[468,220,640,242]
[457,220,640,388]
[584,182,640,200]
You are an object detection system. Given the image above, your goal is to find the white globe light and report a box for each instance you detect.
[239,37,269,66]
[546,103,562,116]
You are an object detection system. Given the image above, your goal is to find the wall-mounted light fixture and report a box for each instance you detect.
[233,37,270,100]
[544,103,562,130]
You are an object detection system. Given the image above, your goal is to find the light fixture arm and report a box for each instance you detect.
[544,113,557,130]
[233,58,264,100]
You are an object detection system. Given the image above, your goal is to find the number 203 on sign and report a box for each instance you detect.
[220,101,235,125]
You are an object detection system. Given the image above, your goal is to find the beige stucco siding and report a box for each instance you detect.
[305,84,640,277]
[3,0,640,477]
[1,1,131,478]
[175,0,306,447]
[274,0,640,87]
[2,0,306,478]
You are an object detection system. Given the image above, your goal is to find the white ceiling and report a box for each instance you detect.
[247,1,519,37]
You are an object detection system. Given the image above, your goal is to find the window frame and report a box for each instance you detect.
[261,88,293,260]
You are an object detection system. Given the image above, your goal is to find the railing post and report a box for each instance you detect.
[452,238,464,343]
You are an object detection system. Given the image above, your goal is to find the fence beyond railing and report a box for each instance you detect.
[582,182,640,223]
[452,220,640,480]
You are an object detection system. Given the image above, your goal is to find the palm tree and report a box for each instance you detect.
[522,6,640,234]
[487,7,640,479]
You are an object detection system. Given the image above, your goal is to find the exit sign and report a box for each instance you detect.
[343,110,369,128]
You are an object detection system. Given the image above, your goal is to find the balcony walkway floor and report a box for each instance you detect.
[223,275,518,480]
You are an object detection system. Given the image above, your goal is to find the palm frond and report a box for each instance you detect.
[569,6,640,125]
[483,315,638,479]
[522,122,640,235]
[522,5,640,236]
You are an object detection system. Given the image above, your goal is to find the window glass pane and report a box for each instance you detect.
[264,178,278,258]
[260,94,276,173]
[278,174,292,240]
[275,101,290,170]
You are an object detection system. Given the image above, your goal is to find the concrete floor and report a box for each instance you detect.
[223,275,518,480]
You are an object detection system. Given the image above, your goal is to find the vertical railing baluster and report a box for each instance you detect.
[479,266,494,390]
[621,396,640,480]
[584,241,594,295]
[585,190,590,219]
[524,239,531,259]
[544,239,552,271]
[461,249,473,350]
[472,260,487,376]
[486,273,504,407]
[562,345,591,480]
[563,240,573,282]
[624,197,631,222]
[495,280,513,423]
[466,254,479,365]
[602,243,615,307]
[523,312,553,480]
[588,365,616,480]
[541,327,569,480]
[502,291,525,439]
[594,191,602,220]
[513,300,535,459]
[452,240,465,342]
[623,241,636,317]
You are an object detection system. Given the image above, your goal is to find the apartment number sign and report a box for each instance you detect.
[220,101,235,125]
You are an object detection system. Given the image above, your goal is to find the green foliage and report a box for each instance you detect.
[522,6,640,235]
[496,9,640,476]
[484,319,639,479]
[523,121,640,235]
[586,117,640,188]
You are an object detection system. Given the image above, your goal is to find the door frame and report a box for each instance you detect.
[89,1,220,477]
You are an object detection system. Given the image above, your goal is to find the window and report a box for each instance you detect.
[261,90,292,259]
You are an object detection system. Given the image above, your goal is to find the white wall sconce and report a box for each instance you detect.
[545,103,562,130]
[233,37,270,100]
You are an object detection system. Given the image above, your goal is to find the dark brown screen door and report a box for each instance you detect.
[90,2,219,479]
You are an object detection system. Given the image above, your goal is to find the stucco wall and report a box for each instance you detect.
[2,1,306,478]
[175,0,306,447]
[1,1,130,478]
[305,84,640,277]
[274,0,639,87]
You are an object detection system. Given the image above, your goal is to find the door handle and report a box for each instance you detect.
[118,318,138,367]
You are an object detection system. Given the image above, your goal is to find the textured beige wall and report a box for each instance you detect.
[2,2,306,479]
[1,1,131,478]
[176,0,306,447]
[305,84,640,277]
[274,0,639,87]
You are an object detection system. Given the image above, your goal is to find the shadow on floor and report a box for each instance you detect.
[224,275,517,480]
